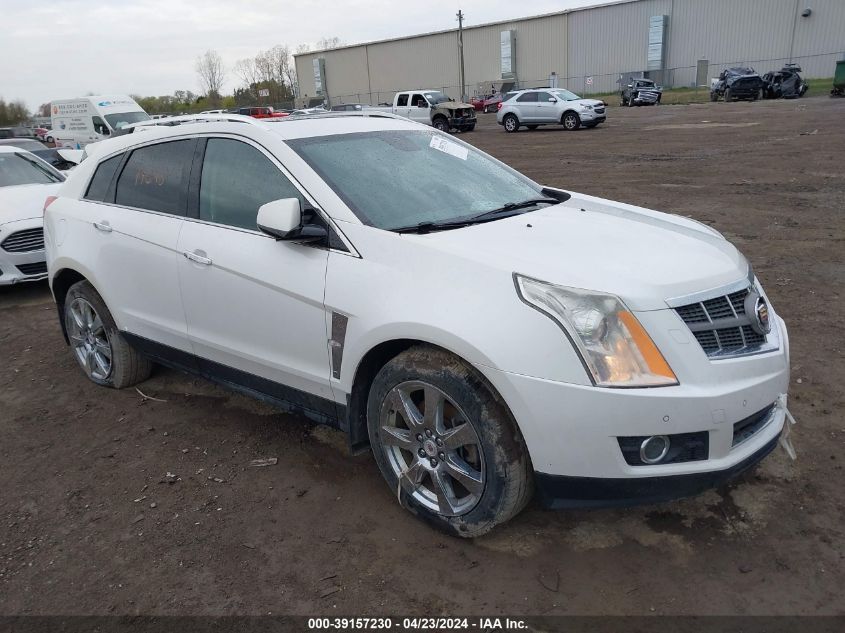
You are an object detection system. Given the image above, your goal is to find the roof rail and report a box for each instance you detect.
[123,110,413,134]
[126,113,263,132]
[268,110,410,122]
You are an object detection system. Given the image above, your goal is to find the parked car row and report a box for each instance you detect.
[710,64,808,102]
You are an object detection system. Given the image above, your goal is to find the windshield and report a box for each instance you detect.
[422,91,451,104]
[288,130,542,231]
[551,89,581,101]
[104,111,150,130]
[0,152,64,187]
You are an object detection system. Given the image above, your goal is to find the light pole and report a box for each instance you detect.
[457,10,466,102]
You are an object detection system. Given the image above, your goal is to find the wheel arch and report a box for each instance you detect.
[51,267,108,344]
[344,336,517,455]
[561,109,579,123]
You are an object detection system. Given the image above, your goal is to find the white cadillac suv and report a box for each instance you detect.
[44,113,792,537]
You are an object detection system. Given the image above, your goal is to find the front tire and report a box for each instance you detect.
[367,346,533,538]
[64,281,152,389]
[562,111,581,131]
[503,113,519,133]
[432,116,450,133]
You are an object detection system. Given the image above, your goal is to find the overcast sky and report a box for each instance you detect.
[1,0,599,111]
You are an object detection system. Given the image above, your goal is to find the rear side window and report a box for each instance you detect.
[115,140,194,215]
[516,92,538,103]
[199,138,303,231]
[84,154,122,202]
[397,94,409,106]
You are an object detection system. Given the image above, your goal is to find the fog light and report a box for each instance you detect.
[640,435,670,464]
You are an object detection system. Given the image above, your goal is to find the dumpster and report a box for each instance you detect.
[832,60,845,97]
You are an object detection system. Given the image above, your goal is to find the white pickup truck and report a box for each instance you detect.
[367,90,477,133]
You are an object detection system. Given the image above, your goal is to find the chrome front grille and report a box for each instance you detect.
[1,227,44,253]
[675,287,768,357]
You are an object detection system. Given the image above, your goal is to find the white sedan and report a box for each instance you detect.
[43,113,791,536]
[0,147,64,285]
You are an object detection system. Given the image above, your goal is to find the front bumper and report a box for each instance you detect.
[448,116,476,127]
[580,110,606,122]
[0,217,47,286]
[477,314,790,506]
[535,432,780,509]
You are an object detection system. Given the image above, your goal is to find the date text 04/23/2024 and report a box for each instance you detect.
[307,617,528,630]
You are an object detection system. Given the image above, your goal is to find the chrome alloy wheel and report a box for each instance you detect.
[504,116,517,132]
[378,381,485,516]
[563,113,579,130]
[67,297,112,381]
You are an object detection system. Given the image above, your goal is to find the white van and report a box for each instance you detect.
[49,95,150,148]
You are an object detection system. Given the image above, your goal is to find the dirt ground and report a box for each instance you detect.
[1,97,843,617]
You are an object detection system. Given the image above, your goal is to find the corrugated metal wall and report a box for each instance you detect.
[293,0,845,106]
[567,0,672,93]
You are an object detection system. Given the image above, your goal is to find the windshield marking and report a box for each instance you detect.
[429,136,468,161]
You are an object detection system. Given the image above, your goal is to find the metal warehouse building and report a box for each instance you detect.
[293,0,845,106]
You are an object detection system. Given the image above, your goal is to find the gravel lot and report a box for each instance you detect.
[1,96,843,616]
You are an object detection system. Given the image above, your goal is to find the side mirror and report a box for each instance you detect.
[548,97,557,102]
[257,197,328,243]
[257,198,302,239]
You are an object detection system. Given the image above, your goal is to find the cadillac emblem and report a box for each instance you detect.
[745,289,771,335]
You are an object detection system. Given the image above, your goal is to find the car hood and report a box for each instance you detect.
[0,182,61,225]
[570,98,605,108]
[434,100,475,110]
[412,191,749,311]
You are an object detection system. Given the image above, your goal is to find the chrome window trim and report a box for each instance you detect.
[77,131,360,258]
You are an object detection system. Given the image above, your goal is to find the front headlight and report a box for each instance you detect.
[515,275,678,388]
[581,104,593,110]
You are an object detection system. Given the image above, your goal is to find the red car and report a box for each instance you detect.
[237,107,288,119]
[471,94,505,113]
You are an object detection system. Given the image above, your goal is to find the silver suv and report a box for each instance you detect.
[497,88,606,132]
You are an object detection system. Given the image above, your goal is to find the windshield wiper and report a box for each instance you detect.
[391,197,559,234]
[466,197,559,222]
[391,219,476,234]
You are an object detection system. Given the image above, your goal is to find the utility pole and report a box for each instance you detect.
[457,10,466,102]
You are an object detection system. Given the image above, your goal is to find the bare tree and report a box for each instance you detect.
[195,49,226,104]
[316,36,343,50]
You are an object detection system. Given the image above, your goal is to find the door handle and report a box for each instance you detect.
[183,250,212,265]
[93,220,112,232]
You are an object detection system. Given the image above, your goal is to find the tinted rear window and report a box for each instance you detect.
[85,154,122,202]
[115,140,194,215]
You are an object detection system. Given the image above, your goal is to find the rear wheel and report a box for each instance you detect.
[503,114,520,133]
[562,111,581,131]
[64,281,152,389]
[367,346,533,537]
